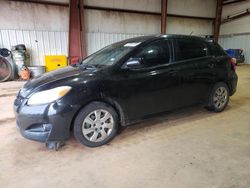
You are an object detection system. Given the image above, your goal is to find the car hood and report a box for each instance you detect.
[19,66,97,97]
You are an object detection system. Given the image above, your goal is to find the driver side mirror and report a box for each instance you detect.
[123,58,143,69]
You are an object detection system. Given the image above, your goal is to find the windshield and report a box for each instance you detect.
[81,42,141,66]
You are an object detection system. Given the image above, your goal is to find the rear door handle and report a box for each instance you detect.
[168,69,178,75]
[209,63,215,68]
[212,57,220,63]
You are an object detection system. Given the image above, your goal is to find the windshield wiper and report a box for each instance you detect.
[71,62,96,70]
[81,64,96,69]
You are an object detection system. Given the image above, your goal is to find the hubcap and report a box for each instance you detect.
[82,110,114,142]
[213,87,228,109]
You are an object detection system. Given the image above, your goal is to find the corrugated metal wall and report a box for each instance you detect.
[0,30,68,65]
[0,29,144,66]
[86,32,144,55]
[219,34,250,64]
[3,29,249,65]
[0,29,68,66]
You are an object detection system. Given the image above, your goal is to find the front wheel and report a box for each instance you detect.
[206,82,229,112]
[74,102,119,147]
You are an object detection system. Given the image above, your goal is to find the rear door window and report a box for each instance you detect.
[174,39,208,61]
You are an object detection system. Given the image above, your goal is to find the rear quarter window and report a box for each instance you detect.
[211,43,227,57]
[174,39,208,61]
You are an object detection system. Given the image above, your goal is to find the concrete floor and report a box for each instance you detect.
[0,65,250,188]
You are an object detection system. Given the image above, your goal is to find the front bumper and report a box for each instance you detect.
[14,95,79,143]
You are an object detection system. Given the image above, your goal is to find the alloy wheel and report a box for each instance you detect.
[213,86,228,109]
[82,109,114,142]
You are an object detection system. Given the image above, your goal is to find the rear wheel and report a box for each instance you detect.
[206,82,229,112]
[74,102,119,147]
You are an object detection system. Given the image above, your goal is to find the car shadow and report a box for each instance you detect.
[67,103,235,151]
[115,105,214,140]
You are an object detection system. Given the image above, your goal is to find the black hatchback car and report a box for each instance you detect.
[14,35,238,149]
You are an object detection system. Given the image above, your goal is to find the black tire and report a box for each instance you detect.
[0,48,11,57]
[74,102,119,147]
[206,82,229,112]
[0,56,12,82]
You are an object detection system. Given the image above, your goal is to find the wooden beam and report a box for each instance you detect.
[167,14,214,21]
[79,0,87,58]
[222,9,250,24]
[213,0,223,42]
[84,5,160,16]
[9,1,215,21]
[84,5,214,21]
[223,0,246,6]
[161,0,168,34]
[68,0,81,64]
[9,0,68,7]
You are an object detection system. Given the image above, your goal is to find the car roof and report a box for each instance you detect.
[115,34,207,46]
[160,34,206,41]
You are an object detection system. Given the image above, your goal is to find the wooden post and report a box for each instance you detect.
[79,0,87,59]
[214,0,223,42]
[161,0,167,34]
[68,0,81,64]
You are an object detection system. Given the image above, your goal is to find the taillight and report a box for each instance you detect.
[230,58,236,71]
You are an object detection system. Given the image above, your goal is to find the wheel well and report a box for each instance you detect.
[209,80,231,92]
[216,80,231,94]
[69,99,126,131]
[225,81,234,96]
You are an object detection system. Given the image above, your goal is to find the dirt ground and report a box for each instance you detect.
[0,65,250,188]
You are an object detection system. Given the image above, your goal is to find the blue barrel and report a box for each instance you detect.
[225,49,235,58]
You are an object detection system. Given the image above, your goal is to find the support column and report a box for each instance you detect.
[213,0,223,42]
[161,0,167,34]
[69,0,81,64]
[79,0,87,58]
[68,0,87,64]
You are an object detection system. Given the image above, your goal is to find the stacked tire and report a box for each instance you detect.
[0,48,13,82]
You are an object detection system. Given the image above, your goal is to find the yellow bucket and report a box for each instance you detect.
[45,55,67,72]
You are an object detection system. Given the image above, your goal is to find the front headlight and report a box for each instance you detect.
[27,86,72,106]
